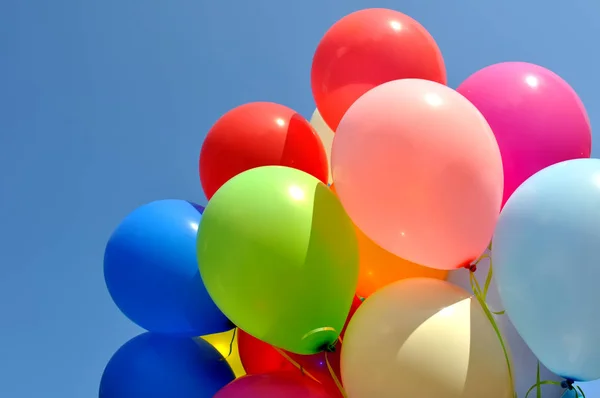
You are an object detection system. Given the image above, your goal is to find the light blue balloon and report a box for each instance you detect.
[493,159,600,382]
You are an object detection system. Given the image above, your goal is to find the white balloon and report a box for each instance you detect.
[309,109,334,184]
[342,278,512,398]
[447,250,564,398]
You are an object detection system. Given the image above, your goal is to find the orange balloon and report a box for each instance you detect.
[330,185,447,297]
[354,226,447,298]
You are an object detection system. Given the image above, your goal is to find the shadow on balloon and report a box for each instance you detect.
[341,278,511,398]
[297,182,359,351]
[280,113,329,184]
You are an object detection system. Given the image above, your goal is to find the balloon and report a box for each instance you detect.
[104,200,232,336]
[332,78,503,270]
[341,278,512,398]
[99,333,235,398]
[214,372,334,398]
[447,254,564,398]
[238,296,362,398]
[199,102,328,199]
[311,8,446,130]
[309,109,334,184]
[200,328,246,378]
[457,62,591,206]
[493,158,600,382]
[198,166,359,354]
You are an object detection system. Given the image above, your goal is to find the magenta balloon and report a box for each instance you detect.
[214,372,334,398]
[457,62,591,206]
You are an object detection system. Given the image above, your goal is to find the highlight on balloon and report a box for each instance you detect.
[99,7,594,398]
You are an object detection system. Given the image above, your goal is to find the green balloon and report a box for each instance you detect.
[198,166,359,355]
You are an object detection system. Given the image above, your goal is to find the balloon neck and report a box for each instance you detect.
[320,342,337,353]
[560,379,575,390]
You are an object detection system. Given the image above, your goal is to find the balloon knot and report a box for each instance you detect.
[464,263,477,272]
[561,379,575,390]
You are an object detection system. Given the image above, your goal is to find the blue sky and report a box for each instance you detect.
[1,0,599,397]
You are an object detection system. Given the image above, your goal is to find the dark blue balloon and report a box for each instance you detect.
[99,333,235,397]
[104,199,232,336]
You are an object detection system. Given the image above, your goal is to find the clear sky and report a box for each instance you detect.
[1,0,599,397]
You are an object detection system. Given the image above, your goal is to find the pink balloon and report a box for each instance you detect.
[331,79,503,270]
[457,62,591,206]
[215,372,334,398]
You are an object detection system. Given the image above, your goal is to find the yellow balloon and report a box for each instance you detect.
[310,109,334,184]
[341,278,512,398]
[200,328,246,378]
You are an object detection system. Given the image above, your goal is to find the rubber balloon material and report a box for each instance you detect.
[199,102,328,199]
[493,159,600,382]
[332,79,503,270]
[214,372,334,398]
[457,62,591,206]
[104,200,232,336]
[200,328,246,378]
[99,333,235,398]
[198,166,359,354]
[311,8,446,130]
[341,278,512,398]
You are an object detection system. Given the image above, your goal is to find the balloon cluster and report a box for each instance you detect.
[99,8,595,398]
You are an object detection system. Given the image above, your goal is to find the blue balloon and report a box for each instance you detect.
[104,199,232,336]
[493,159,600,382]
[99,333,235,397]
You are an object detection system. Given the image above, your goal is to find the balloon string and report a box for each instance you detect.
[325,351,347,398]
[524,362,585,398]
[468,262,516,398]
[273,347,321,384]
[473,246,587,398]
[225,328,237,358]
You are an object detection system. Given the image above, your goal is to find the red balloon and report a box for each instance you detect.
[238,296,362,397]
[199,102,329,199]
[215,372,334,398]
[238,329,297,375]
[311,8,446,130]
